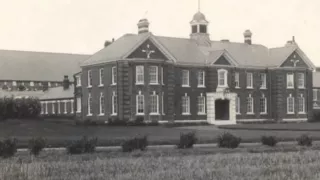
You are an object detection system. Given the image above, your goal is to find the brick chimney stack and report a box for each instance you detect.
[63,75,70,90]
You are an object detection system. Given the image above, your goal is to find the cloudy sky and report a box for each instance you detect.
[0,0,319,65]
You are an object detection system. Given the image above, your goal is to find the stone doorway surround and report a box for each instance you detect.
[207,91,237,125]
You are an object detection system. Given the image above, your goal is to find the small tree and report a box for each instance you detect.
[261,136,278,147]
[28,137,46,156]
[217,132,241,149]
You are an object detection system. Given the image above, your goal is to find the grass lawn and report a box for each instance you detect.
[219,122,320,131]
[1,145,320,180]
[2,119,320,148]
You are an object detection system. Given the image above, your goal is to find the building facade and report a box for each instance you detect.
[77,11,316,125]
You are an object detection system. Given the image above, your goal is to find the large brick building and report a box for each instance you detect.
[77,11,316,125]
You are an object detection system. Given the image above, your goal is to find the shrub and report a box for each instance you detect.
[66,136,98,154]
[108,117,127,126]
[177,132,197,149]
[217,132,241,149]
[297,134,312,147]
[261,136,278,147]
[121,135,148,152]
[28,137,46,156]
[0,138,17,158]
[0,97,41,120]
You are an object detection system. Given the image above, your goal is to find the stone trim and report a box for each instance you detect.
[282,118,308,122]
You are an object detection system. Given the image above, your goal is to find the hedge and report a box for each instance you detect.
[0,96,41,121]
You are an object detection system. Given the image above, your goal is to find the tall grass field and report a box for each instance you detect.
[1,149,320,180]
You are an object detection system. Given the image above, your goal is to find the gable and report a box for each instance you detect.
[280,50,309,68]
[127,39,168,60]
[214,55,231,65]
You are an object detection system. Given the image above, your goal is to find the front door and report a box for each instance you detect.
[215,99,229,120]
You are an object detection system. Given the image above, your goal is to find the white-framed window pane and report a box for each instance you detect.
[137,95,144,114]
[287,73,294,88]
[235,72,239,88]
[236,97,240,114]
[162,92,165,115]
[298,97,305,113]
[260,73,266,88]
[161,67,164,85]
[150,95,159,113]
[259,97,267,113]
[218,71,226,86]
[76,97,81,112]
[88,94,92,115]
[197,96,205,114]
[313,89,318,101]
[99,68,104,85]
[247,96,253,113]
[136,66,144,84]
[149,66,158,84]
[88,70,92,87]
[112,93,117,115]
[182,96,190,114]
[198,70,205,87]
[298,73,305,88]
[112,66,117,85]
[246,73,253,88]
[287,97,294,113]
[182,70,189,86]
[76,76,81,87]
[100,93,105,114]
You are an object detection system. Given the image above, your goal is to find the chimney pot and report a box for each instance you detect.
[63,75,70,90]
[243,29,252,45]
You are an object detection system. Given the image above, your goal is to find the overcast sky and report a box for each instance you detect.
[0,0,319,65]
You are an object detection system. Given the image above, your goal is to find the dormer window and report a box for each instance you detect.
[217,69,228,88]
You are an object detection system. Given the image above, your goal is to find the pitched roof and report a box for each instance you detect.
[81,32,315,69]
[0,89,45,98]
[39,85,74,100]
[0,50,90,82]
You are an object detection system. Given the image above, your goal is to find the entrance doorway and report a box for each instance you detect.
[215,99,229,120]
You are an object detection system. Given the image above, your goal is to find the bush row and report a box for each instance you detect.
[0,97,41,121]
[0,133,314,158]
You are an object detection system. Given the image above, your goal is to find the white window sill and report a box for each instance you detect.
[217,85,228,88]
[182,85,190,87]
[111,83,117,86]
[298,87,305,89]
[87,114,93,116]
[197,113,206,115]
[149,83,159,85]
[87,86,92,88]
[98,84,104,87]
[150,113,160,115]
[298,112,306,114]
[246,112,254,115]
[136,113,145,115]
[136,83,144,85]
[197,85,206,88]
[235,86,240,89]
[260,87,267,90]
[287,112,294,115]
[182,113,191,115]
[246,87,253,89]
[111,113,117,116]
[260,112,268,115]
[236,112,241,115]
[76,111,81,113]
[287,87,294,89]
[76,85,81,87]
[98,113,105,116]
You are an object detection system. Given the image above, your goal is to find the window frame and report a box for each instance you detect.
[246,72,253,89]
[76,97,81,113]
[313,89,318,101]
[182,93,190,115]
[246,94,254,114]
[150,91,159,115]
[136,91,145,115]
[197,70,205,88]
[136,66,145,85]
[112,91,117,115]
[112,66,117,85]
[287,73,294,89]
[87,70,92,88]
[99,92,105,115]
[149,66,159,85]
[197,94,206,115]
[99,68,104,86]
[87,93,92,116]
[297,73,305,89]
[235,72,240,88]
[217,69,228,88]
[287,94,295,114]
[298,94,305,114]
[182,70,190,87]
[260,73,267,89]
[259,94,267,114]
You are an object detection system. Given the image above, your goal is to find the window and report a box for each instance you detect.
[218,69,228,87]
[197,94,206,114]
[112,66,117,85]
[150,92,159,114]
[298,94,305,113]
[199,25,207,33]
[287,94,294,114]
[76,75,81,87]
[235,72,239,88]
[192,25,197,33]
[149,66,158,84]
[236,96,240,114]
[297,73,305,88]
[52,102,55,114]
[112,91,117,115]
[76,97,81,113]
[313,89,318,101]
[99,68,104,86]
[182,70,189,87]
[198,70,205,87]
[161,67,164,85]
[287,73,294,88]
[57,101,61,114]
[88,70,92,87]
[64,101,67,114]
[246,73,253,88]
[136,66,144,84]
[162,92,165,115]
[71,100,74,113]
[136,91,144,114]
[88,93,92,115]
[247,94,254,114]
[259,94,267,114]
[260,73,267,89]
[99,93,105,115]
[30,82,34,87]
[182,94,190,115]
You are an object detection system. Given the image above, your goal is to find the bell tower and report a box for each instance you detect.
[190,0,210,46]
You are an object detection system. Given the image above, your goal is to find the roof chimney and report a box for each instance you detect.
[243,29,252,45]
[63,75,70,90]
[104,40,112,48]
[137,18,150,34]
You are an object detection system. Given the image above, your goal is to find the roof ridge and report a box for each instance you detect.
[0,49,91,56]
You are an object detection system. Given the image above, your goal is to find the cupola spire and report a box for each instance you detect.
[190,0,210,46]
